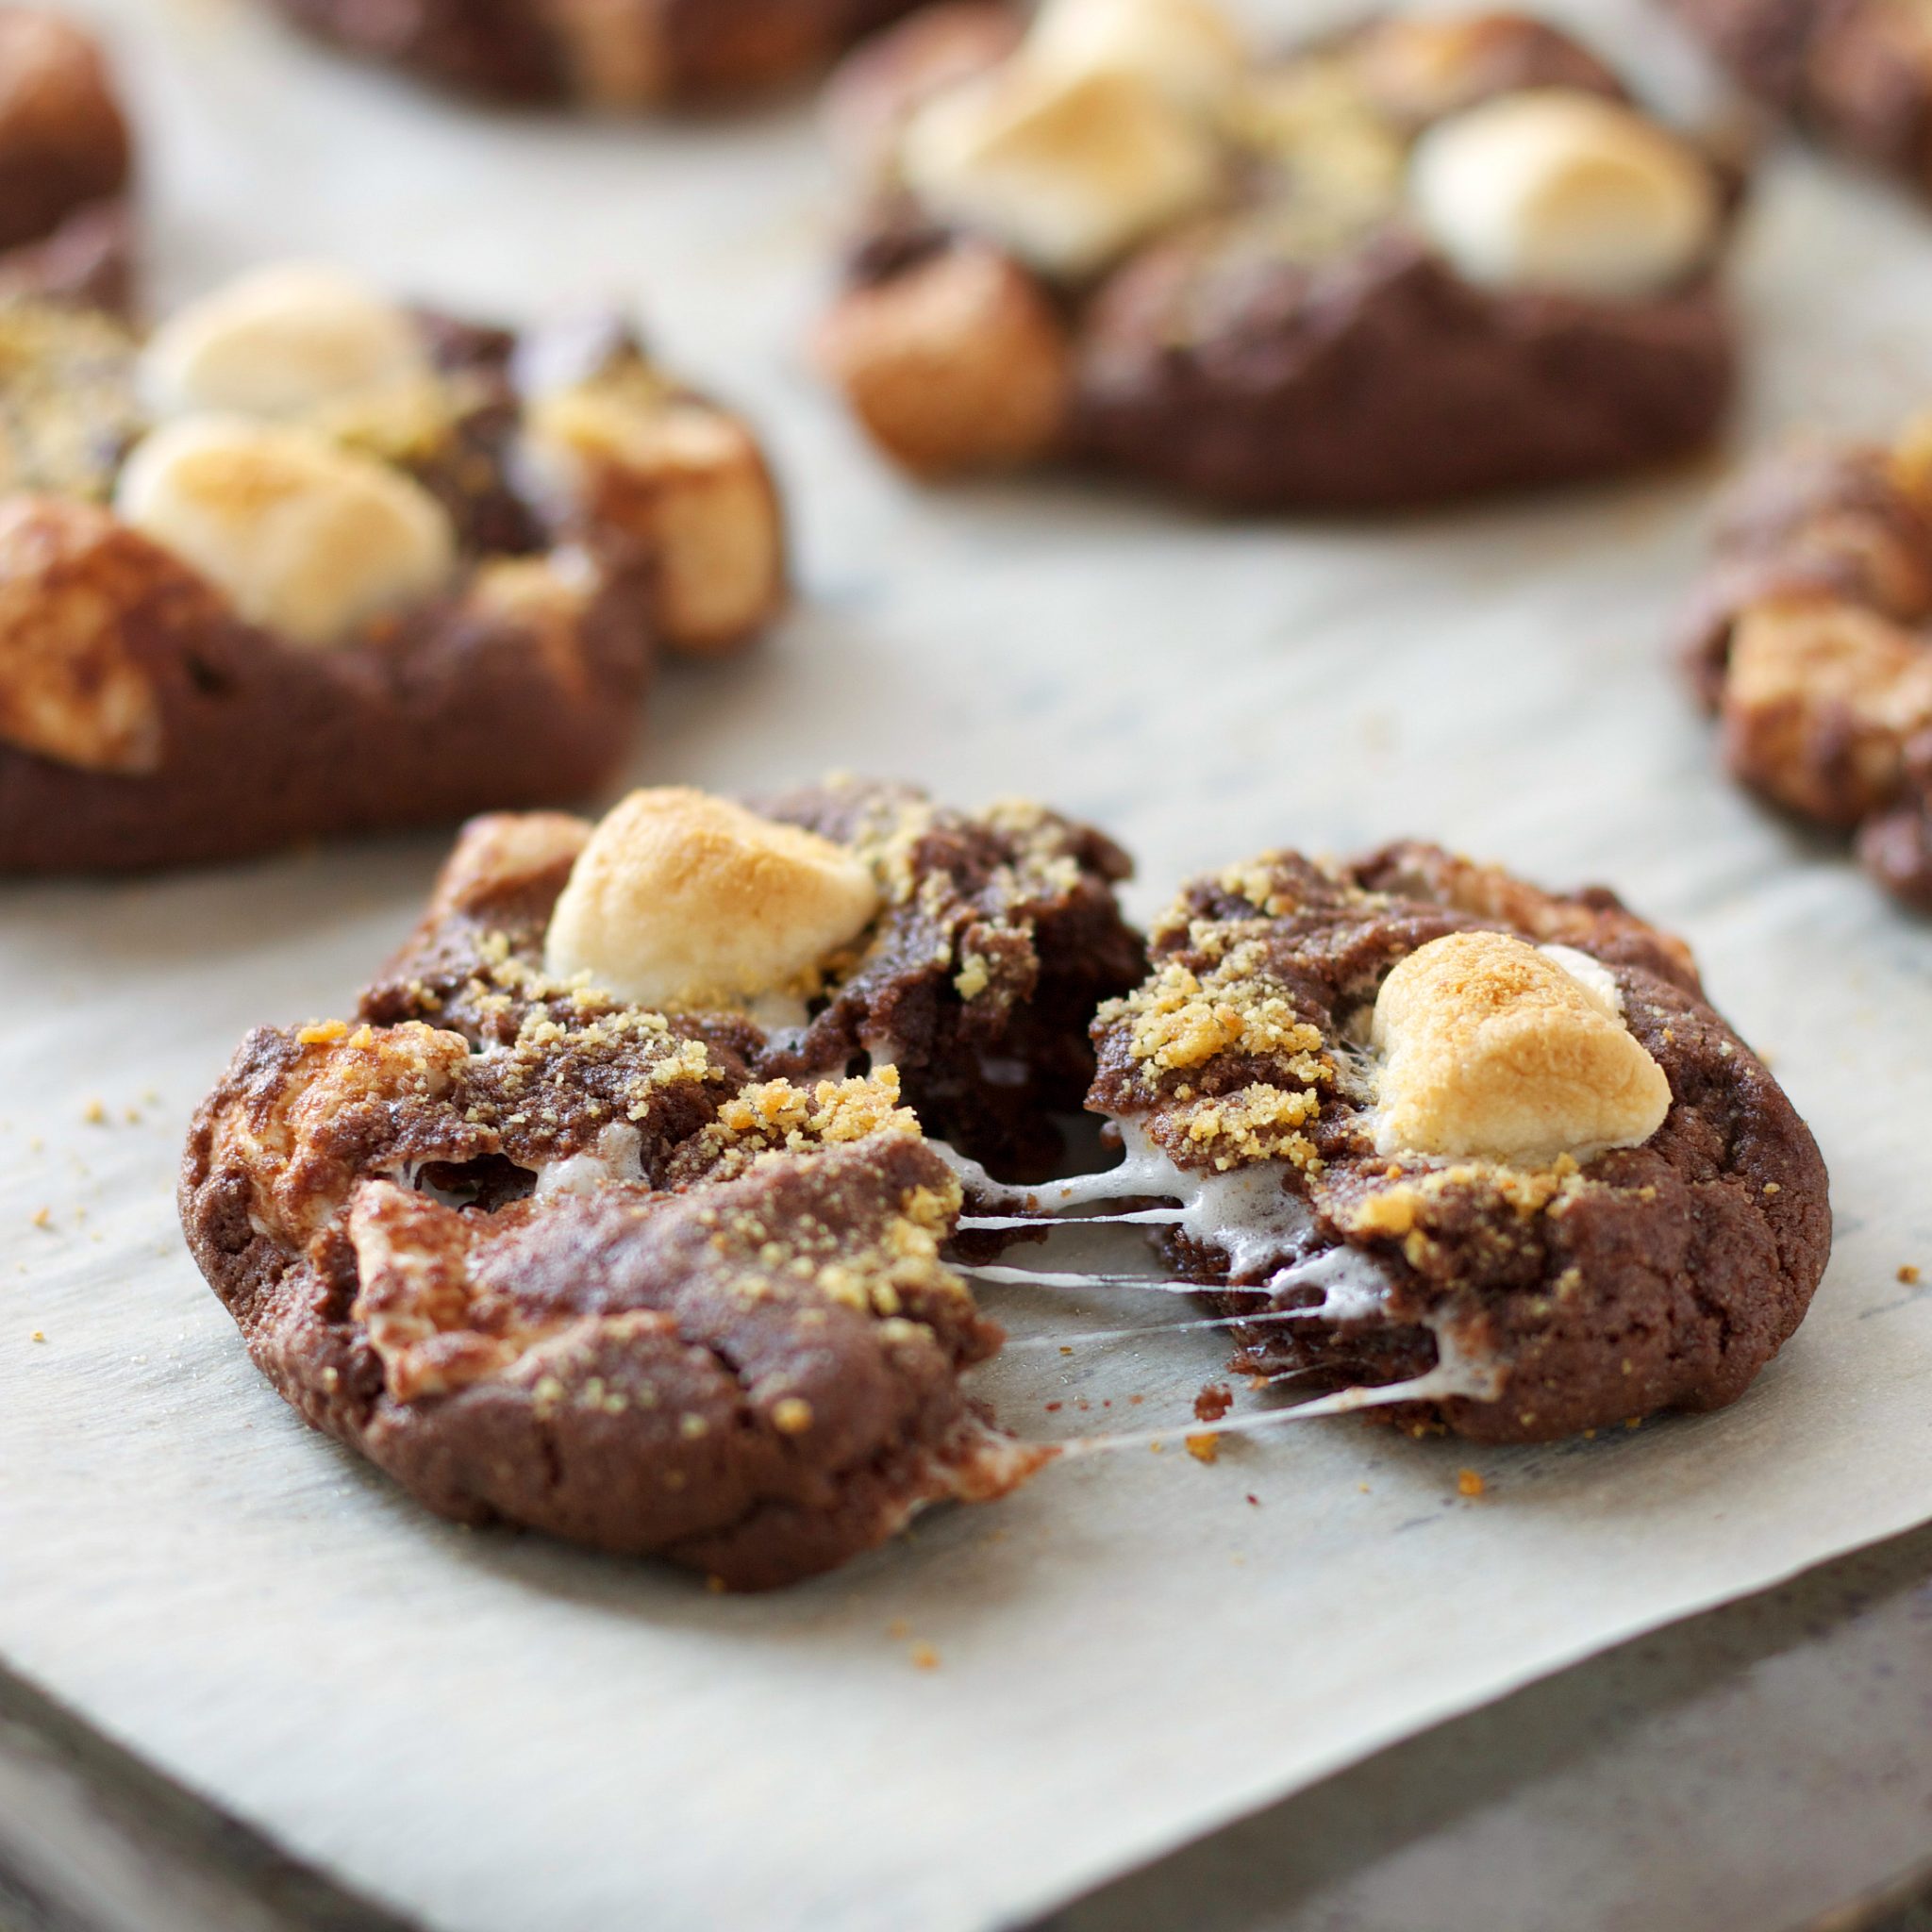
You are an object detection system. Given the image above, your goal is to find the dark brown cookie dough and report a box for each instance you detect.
[0,274,787,872]
[264,0,929,106]
[178,775,1137,1585]
[361,776,1145,1179]
[182,1018,1043,1591]
[0,8,134,309]
[1678,417,1932,909]
[1084,842,1831,1443]
[1667,0,1932,195]
[818,7,1740,508]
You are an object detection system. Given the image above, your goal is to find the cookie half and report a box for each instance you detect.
[0,7,134,311]
[180,779,1140,1581]
[1080,842,1830,1442]
[1667,0,1932,197]
[1680,413,1932,909]
[0,265,787,871]
[263,0,929,107]
[818,2,1740,506]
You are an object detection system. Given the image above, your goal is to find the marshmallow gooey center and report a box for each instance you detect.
[115,263,458,648]
[1369,929,1673,1165]
[543,789,882,1022]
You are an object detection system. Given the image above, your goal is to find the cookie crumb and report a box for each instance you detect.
[30,1207,51,1230]
[1457,1469,1486,1498]
[1148,1439,1165,1454]
[1185,1432,1220,1464]
[1900,1265,1922,1285]
[297,1020,350,1046]
[909,1642,941,1671]
[705,1574,727,1594]
[1193,1381,1233,1423]
[887,1618,910,1641]
[80,1099,106,1125]
[30,1331,46,1343]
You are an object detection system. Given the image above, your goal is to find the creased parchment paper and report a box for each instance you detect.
[3,2,1931,1926]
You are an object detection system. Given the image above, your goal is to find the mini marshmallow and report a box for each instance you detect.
[115,416,456,647]
[0,498,164,774]
[1408,89,1720,301]
[901,64,1223,278]
[522,386,785,654]
[1025,0,1245,116]
[543,788,881,1010]
[140,263,432,422]
[1371,929,1671,1164]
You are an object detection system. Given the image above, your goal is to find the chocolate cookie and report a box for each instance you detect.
[1679,413,1932,909]
[817,2,1740,507]
[0,264,788,872]
[180,777,1142,1585]
[1667,0,1932,197]
[263,0,928,106]
[1076,842,1830,1442]
[0,8,134,312]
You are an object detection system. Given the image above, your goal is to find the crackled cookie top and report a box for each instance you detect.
[363,775,1144,1180]
[1083,842,1830,1442]
[1681,412,1932,910]
[819,2,1737,498]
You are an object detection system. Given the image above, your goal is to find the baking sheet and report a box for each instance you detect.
[4,1,1932,1927]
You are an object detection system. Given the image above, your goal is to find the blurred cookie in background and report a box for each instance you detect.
[816,1,1746,509]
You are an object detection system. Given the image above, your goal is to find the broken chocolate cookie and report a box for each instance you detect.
[818,1,1740,507]
[0,263,788,871]
[1078,842,1830,1442]
[181,776,1139,1583]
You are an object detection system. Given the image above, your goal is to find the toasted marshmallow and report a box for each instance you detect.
[1371,929,1671,1164]
[523,387,785,655]
[0,497,165,774]
[1026,0,1245,116]
[115,416,456,647]
[901,64,1223,278]
[543,789,881,1011]
[1408,90,1720,301]
[140,263,432,422]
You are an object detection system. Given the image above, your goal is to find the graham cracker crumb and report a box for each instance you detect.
[1457,1468,1486,1498]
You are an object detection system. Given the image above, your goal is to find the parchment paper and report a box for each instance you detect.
[4,2,1931,1926]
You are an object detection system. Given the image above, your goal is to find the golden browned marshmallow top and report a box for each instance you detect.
[139,263,433,423]
[900,62,1223,278]
[1026,0,1246,114]
[542,788,882,1011]
[113,416,457,648]
[1370,929,1672,1164]
[1408,89,1720,301]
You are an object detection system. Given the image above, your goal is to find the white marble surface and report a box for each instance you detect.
[3,2,1932,1929]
